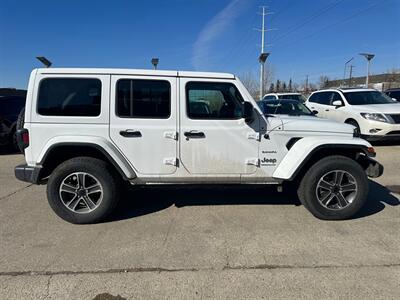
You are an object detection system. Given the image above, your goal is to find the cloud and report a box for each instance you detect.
[192,0,247,70]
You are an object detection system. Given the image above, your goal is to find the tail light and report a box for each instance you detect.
[17,129,29,152]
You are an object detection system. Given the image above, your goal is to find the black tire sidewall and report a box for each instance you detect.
[300,156,369,220]
[47,158,119,224]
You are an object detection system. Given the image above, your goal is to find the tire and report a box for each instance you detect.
[14,108,25,153]
[346,119,360,135]
[47,157,120,224]
[16,107,25,131]
[297,155,368,220]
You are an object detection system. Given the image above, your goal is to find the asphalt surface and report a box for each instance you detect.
[0,146,399,299]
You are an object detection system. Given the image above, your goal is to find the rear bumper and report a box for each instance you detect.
[14,164,42,184]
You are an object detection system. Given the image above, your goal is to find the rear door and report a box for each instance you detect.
[109,76,177,175]
[179,78,259,175]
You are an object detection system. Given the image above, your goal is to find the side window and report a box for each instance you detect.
[37,78,101,116]
[318,92,333,105]
[331,92,343,105]
[265,95,276,100]
[116,79,170,118]
[308,93,320,103]
[186,82,244,119]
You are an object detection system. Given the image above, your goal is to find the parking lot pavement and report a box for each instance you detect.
[0,146,399,299]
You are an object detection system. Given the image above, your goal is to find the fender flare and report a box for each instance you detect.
[38,137,137,180]
[273,137,372,180]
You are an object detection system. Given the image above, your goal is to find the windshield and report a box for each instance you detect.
[278,94,305,102]
[258,100,314,116]
[344,91,398,105]
[389,91,400,101]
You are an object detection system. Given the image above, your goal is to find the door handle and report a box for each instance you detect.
[119,130,142,138]
[325,109,330,112]
[184,131,205,138]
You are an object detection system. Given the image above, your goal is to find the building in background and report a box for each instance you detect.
[325,73,400,91]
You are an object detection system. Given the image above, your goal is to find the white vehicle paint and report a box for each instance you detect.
[306,88,400,140]
[263,93,305,102]
[15,68,383,223]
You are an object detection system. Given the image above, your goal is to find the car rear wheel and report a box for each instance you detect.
[297,155,368,220]
[47,157,120,224]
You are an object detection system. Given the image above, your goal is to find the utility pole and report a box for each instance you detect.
[343,57,353,87]
[305,75,309,93]
[348,65,354,87]
[256,6,274,100]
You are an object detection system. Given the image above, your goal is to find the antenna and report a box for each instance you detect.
[36,56,52,68]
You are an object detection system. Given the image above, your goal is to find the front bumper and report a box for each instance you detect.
[15,164,42,184]
[362,134,400,142]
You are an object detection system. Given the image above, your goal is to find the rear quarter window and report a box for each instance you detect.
[37,78,102,116]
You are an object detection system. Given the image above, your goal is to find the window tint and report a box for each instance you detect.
[117,79,170,118]
[278,94,305,101]
[308,93,320,103]
[186,82,244,119]
[330,92,343,105]
[344,91,398,105]
[264,95,276,100]
[259,100,313,116]
[318,92,333,105]
[37,78,101,116]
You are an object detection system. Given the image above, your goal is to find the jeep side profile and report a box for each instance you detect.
[15,68,383,224]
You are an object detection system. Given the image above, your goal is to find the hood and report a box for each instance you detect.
[279,115,354,135]
[349,103,400,114]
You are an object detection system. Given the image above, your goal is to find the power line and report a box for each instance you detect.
[271,0,345,45]
[276,0,387,49]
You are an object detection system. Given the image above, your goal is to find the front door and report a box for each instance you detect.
[109,75,177,175]
[179,78,259,175]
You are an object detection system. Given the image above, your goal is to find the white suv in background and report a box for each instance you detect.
[306,88,400,141]
[263,93,306,102]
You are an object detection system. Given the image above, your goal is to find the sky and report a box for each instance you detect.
[0,0,399,89]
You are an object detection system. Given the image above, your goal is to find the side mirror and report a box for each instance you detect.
[312,110,319,115]
[332,100,344,108]
[242,102,254,122]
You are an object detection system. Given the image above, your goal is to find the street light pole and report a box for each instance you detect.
[259,6,266,100]
[359,53,375,88]
[151,58,159,70]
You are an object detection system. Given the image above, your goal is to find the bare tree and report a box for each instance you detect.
[239,64,275,99]
[318,75,330,89]
[238,70,259,99]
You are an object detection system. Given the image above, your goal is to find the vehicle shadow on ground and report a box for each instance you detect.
[370,140,400,146]
[107,181,399,222]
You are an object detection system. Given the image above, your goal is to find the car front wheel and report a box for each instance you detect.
[298,155,368,220]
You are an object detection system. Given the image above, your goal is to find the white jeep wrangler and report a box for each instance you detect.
[15,68,383,224]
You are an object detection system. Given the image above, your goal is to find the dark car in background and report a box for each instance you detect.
[385,88,400,102]
[257,99,316,116]
[0,96,26,150]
